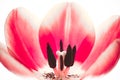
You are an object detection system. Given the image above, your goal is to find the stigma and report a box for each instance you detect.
[46,40,76,79]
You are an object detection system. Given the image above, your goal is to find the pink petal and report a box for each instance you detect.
[39,3,95,62]
[69,3,95,62]
[5,8,46,70]
[81,39,120,79]
[82,16,120,70]
[39,26,57,59]
[39,3,68,59]
[0,43,33,76]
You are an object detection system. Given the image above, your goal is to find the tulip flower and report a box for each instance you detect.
[0,3,120,80]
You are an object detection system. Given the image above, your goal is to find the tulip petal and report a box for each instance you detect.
[5,8,46,70]
[39,3,68,59]
[69,3,95,62]
[82,16,120,70]
[80,39,120,79]
[39,26,57,59]
[39,3,95,62]
[0,42,33,76]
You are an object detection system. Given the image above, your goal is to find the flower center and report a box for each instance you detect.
[46,40,76,79]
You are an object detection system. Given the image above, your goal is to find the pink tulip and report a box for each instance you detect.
[0,3,120,80]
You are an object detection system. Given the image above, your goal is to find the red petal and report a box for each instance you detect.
[0,43,33,76]
[39,26,57,59]
[5,8,46,70]
[69,3,95,62]
[82,16,120,70]
[39,3,95,62]
[81,39,120,79]
[39,3,68,59]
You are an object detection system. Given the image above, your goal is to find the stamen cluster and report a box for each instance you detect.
[47,40,76,78]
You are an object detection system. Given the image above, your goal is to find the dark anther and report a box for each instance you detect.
[60,55,64,71]
[70,45,76,66]
[64,45,72,67]
[60,40,63,52]
[47,43,56,68]
[64,45,76,67]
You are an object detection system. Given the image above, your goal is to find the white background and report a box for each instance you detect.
[0,0,120,80]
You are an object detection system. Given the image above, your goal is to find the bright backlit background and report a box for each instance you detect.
[0,0,120,80]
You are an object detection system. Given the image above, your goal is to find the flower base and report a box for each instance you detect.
[42,72,80,80]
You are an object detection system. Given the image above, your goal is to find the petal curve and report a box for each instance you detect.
[82,16,120,70]
[81,39,120,79]
[0,42,33,76]
[5,8,46,70]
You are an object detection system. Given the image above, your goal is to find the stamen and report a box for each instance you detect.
[60,55,64,71]
[56,51,66,78]
[70,45,76,66]
[60,40,63,52]
[64,45,76,77]
[64,45,72,67]
[47,43,56,68]
[73,46,76,54]
[47,39,76,78]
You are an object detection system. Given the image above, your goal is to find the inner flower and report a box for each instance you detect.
[35,40,84,80]
[47,39,76,77]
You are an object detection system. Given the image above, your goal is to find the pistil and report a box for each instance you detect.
[57,40,66,78]
[56,51,66,78]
